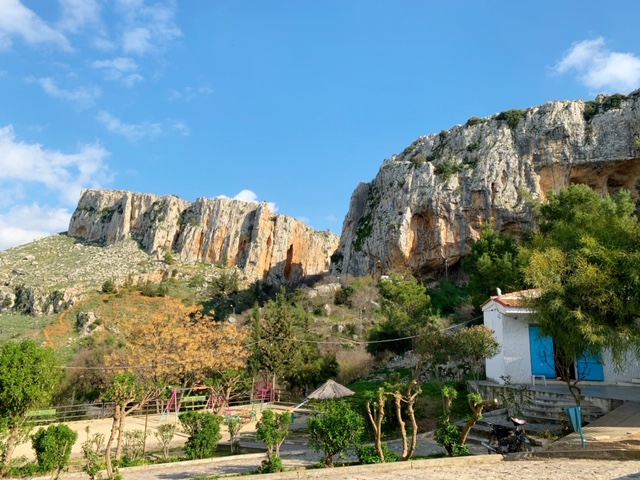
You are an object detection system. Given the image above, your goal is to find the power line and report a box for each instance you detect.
[55,314,485,371]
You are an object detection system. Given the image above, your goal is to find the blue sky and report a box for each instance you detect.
[1,0,640,250]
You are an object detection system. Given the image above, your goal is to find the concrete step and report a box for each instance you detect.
[525,402,603,415]
[533,393,583,403]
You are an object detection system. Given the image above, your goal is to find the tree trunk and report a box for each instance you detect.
[365,394,385,462]
[392,392,409,460]
[105,405,121,477]
[0,422,21,477]
[115,409,126,460]
[459,398,497,446]
[406,397,419,460]
[325,452,334,467]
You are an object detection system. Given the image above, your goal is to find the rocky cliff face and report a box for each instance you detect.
[336,92,640,278]
[68,191,339,284]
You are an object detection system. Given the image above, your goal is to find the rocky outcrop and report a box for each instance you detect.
[336,92,640,278]
[68,191,339,284]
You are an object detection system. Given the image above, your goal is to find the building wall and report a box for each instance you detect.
[500,313,533,384]
[484,298,640,385]
[601,350,640,383]
[484,308,505,383]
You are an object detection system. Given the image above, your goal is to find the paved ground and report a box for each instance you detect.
[22,395,640,480]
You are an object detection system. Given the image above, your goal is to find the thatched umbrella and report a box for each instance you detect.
[307,379,355,400]
[291,380,355,411]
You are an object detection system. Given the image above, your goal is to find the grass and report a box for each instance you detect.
[0,313,56,343]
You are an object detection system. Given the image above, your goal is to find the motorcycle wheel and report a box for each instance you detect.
[487,433,499,454]
[517,438,533,452]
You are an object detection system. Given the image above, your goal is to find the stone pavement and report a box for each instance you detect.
[23,400,640,479]
[546,401,640,452]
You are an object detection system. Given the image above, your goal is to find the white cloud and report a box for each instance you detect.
[56,0,102,33]
[171,120,189,136]
[91,57,143,86]
[168,86,214,101]
[0,125,110,205]
[0,204,71,250]
[217,190,278,212]
[555,37,640,93]
[96,111,162,142]
[117,0,181,55]
[26,76,101,108]
[0,0,70,51]
[233,189,259,203]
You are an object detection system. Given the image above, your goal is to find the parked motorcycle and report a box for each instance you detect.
[481,416,532,454]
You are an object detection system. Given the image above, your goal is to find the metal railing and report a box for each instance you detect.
[27,389,296,426]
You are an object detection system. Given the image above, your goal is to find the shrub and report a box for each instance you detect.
[138,281,169,297]
[179,412,222,459]
[101,279,117,294]
[259,456,283,473]
[410,154,426,167]
[154,424,176,460]
[434,416,467,456]
[81,428,104,480]
[466,139,481,153]
[31,424,78,474]
[465,116,485,127]
[496,109,525,129]
[583,100,599,122]
[122,429,147,466]
[353,213,373,252]
[602,93,626,112]
[308,399,365,467]
[434,161,464,181]
[164,251,176,265]
[356,443,399,464]
[255,409,291,464]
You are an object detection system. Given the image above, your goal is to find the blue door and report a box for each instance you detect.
[576,349,604,381]
[529,325,555,378]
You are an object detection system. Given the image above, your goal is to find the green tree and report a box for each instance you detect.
[308,399,365,467]
[367,273,432,356]
[31,424,78,477]
[252,288,304,393]
[102,373,162,477]
[385,378,421,461]
[255,409,291,471]
[284,344,338,395]
[462,223,525,310]
[453,325,500,382]
[363,387,386,463]
[0,340,62,476]
[414,326,459,402]
[153,424,176,461]
[434,386,467,456]
[179,411,222,459]
[523,184,640,402]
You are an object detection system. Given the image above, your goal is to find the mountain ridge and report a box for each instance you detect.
[334,91,640,278]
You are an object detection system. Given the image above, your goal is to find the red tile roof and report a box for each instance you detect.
[487,289,539,308]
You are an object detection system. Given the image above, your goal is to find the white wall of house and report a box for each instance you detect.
[483,307,504,383]
[483,297,640,385]
[483,303,533,384]
[500,313,533,384]
[601,350,640,383]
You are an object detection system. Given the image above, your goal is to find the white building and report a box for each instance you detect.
[482,290,640,385]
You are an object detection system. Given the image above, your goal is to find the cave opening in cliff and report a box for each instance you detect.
[284,244,294,281]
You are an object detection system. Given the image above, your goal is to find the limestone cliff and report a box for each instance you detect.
[68,190,339,284]
[336,92,640,278]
